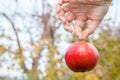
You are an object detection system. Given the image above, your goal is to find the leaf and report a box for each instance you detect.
[18,57,24,66]
[33,44,39,53]
[57,71,63,80]
[116,75,120,80]
[46,52,51,58]
[48,43,58,54]
[0,45,6,55]
[86,73,99,80]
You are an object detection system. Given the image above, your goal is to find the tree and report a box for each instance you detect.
[0,0,59,79]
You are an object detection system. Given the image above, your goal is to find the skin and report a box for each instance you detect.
[57,0,112,40]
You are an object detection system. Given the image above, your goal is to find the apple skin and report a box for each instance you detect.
[65,41,99,72]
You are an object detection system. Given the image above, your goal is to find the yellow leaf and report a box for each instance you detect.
[33,45,39,53]
[18,57,24,66]
[46,52,51,58]
[86,73,99,80]
[57,71,63,80]
[48,43,58,54]
[0,45,6,55]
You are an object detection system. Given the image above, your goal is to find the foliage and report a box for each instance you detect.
[0,0,120,80]
[93,29,120,80]
[0,45,6,55]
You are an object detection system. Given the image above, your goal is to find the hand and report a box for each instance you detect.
[57,0,112,40]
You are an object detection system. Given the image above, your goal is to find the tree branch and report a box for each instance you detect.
[32,44,43,70]
[1,13,29,73]
[1,13,22,53]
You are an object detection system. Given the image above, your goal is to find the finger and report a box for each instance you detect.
[63,0,69,2]
[56,4,61,13]
[62,3,70,12]
[82,20,100,40]
[58,0,69,5]
[63,22,73,33]
[58,9,68,24]
[74,20,84,39]
[59,16,67,24]
[58,8,65,16]
[65,12,75,22]
[58,9,65,22]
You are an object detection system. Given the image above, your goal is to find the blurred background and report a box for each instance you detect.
[0,0,120,80]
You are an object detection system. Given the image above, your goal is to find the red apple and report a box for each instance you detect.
[65,41,99,72]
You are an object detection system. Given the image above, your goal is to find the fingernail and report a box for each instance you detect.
[64,26,73,33]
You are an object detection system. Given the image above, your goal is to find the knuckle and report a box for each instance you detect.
[88,27,95,34]
[59,16,66,23]
[63,26,68,31]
